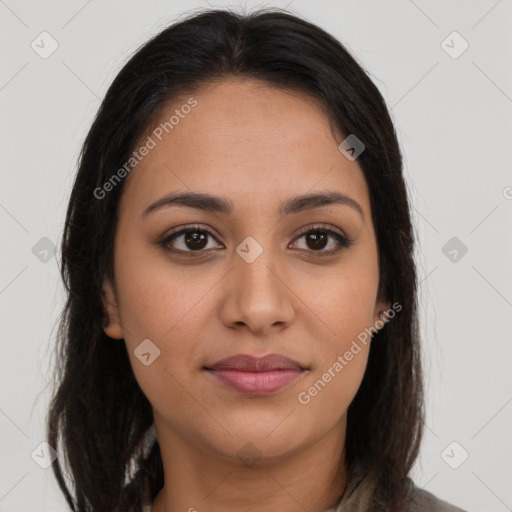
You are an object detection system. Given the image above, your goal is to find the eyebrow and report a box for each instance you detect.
[142,190,364,220]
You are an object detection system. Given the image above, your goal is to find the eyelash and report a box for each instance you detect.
[158,223,354,257]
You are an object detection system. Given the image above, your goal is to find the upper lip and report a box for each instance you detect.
[205,353,306,372]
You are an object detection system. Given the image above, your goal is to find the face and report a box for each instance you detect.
[102,78,389,464]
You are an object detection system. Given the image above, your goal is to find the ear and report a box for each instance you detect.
[101,278,124,339]
[374,298,392,328]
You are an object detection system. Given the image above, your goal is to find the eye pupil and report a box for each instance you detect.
[307,232,328,250]
[185,231,207,250]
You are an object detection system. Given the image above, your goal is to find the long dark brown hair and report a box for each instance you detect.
[47,7,423,511]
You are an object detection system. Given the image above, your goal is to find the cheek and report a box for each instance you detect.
[291,249,377,409]
[115,264,199,419]
[114,240,202,340]
[297,342,370,421]
[113,247,215,396]
[292,251,380,342]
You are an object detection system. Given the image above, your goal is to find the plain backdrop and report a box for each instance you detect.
[1,1,511,511]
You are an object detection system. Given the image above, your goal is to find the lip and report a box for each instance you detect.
[204,353,307,395]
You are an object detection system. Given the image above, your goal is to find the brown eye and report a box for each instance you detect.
[159,224,353,257]
[305,231,328,250]
[160,226,222,254]
[292,225,354,256]
[183,230,208,250]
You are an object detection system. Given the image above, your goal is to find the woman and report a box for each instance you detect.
[47,7,468,512]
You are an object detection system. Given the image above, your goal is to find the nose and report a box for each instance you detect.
[219,242,295,336]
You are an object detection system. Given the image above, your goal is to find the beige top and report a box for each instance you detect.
[140,479,468,512]
[403,484,468,512]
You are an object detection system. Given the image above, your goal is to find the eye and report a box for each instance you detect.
[290,224,354,256]
[159,225,223,254]
[158,223,354,256]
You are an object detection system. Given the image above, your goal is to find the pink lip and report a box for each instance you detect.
[204,354,306,395]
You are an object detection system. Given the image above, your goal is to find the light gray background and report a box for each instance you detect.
[1,1,511,511]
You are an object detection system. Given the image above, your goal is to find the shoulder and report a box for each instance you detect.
[403,479,468,512]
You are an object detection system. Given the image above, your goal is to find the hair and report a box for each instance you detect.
[47,6,424,512]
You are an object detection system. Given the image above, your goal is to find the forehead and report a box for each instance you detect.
[120,78,371,220]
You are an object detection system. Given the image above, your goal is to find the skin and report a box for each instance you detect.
[102,77,390,512]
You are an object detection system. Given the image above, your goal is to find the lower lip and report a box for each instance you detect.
[205,368,304,395]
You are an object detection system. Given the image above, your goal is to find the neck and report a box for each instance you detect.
[151,415,348,512]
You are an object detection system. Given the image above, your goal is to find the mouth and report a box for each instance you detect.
[203,353,308,396]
